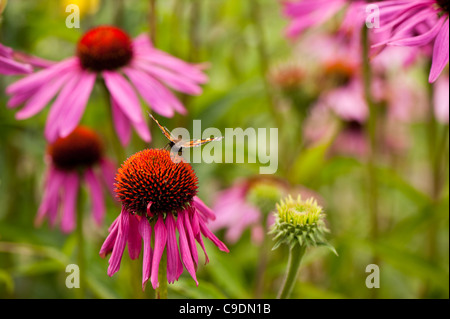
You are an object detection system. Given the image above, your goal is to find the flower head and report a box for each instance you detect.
[270,195,336,254]
[100,149,228,290]
[36,126,116,233]
[6,25,208,145]
[372,0,449,82]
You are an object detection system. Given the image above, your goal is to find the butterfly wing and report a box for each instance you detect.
[149,113,176,142]
[179,136,224,148]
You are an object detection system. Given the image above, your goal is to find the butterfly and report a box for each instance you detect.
[149,113,223,155]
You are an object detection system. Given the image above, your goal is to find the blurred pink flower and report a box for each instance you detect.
[209,182,264,244]
[100,149,228,290]
[6,26,208,146]
[0,43,32,75]
[372,0,449,83]
[35,126,116,233]
[434,74,449,123]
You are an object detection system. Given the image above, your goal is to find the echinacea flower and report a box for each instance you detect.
[99,149,229,290]
[0,43,32,75]
[35,126,116,233]
[282,0,366,39]
[6,25,208,145]
[372,0,449,82]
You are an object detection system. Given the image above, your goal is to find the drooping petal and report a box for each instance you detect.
[107,208,131,277]
[0,55,32,75]
[127,214,142,260]
[429,18,449,83]
[165,213,183,283]
[177,210,198,285]
[150,214,167,289]
[60,172,80,233]
[35,167,63,227]
[192,196,216,221]
[138,216,153,290]
[190,210,209,264]
[183,208,199,269]
[198,217,229,253]
[84,168,106,226]
[99,216,120,258]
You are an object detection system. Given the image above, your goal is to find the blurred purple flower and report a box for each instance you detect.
[434,74,449,123]
[6,26,208,146]
[0,43,32,75]
[372,0,449,83]
[35,126,116,233]
[209,182,264,244]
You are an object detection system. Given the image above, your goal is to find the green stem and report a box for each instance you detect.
[277,245,306,299]
[362,26,380,299]
[249,0,282,130]
[155,249,168,299]
[75,179,86,299]
[149,0,157,44]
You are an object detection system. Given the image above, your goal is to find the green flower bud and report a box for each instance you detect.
[270,195,337,255]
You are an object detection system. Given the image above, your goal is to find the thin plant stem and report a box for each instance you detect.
[149,0,157,44]
[249,0,283,129]
[75,178,86,299]
[361,26,380,299]
[155,249,168,299]
[254,219,270,298]
[277,244,306,299]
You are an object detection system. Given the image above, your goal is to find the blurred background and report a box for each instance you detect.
[0,0,448,299]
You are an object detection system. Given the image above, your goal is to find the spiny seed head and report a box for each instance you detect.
[48,126,103,171]
[115,149,199,216]
[77,25,133,71]
[270,195,337,255]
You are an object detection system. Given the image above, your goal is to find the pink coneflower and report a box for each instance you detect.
[6,25,208,145]
[282,0,365,39]
[372,0,449,83]
[99,149,229,290]
[0,43,32,75]
[36,126,116,233]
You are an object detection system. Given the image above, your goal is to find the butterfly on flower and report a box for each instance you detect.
[149,113,223,155]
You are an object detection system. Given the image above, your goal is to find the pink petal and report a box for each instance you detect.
[102,71,143,123]
[107,207,131,277]
[177,210,198,285]
[192,196,216,221]
[111,96,132,146]
[151,214,167,289]
[198,217,229,253]
[84,168,106,226]
[58,71,96,138]
[165,213,183,283]
[429,18,449,83]
[60,172,80,233]
[182,208,199,269]
[138,216,153,290]
[190,210,209,264]
[99,216,120,258]
[15,72,71,120]
[0,56,32,75]
[127,214,142,260]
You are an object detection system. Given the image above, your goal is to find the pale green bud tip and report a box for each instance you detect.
[270,195,337,255]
